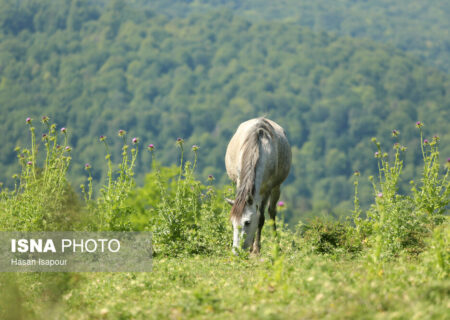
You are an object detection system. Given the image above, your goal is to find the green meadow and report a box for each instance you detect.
[0,118,448,319]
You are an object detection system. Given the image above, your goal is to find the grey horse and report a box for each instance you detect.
[225,117,291,254]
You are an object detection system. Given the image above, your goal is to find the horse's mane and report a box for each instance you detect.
[231,118,274,220]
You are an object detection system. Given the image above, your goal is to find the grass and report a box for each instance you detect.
[0,118,448,319]
[6,247,449,319]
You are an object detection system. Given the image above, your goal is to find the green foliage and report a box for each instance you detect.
[1,2,449,317]
[88,132,139,231]
[142,0,450,72]
[129,142,232,256]
[299,218,362,255]
[0,117,448,319]
[0,2,449,223]
[352,125,449,267]
[0,118,80,231]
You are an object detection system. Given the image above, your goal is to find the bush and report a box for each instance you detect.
[0,118,81,231]
[129,141,232,256]
[353,123,449,262]
[299,218,362,254]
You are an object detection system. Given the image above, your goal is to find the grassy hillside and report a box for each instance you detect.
[0,0,449,221]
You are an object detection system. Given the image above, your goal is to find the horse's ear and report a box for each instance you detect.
[225,198,235,206]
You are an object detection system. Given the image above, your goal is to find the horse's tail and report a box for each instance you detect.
[231,118,274,220]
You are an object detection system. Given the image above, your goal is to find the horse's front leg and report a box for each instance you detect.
[252,197,268,254]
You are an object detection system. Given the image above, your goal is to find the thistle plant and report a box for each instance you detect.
[88,131,139,230]
[130,140,231,256]
[410,126,449,221]
[356,122,449,266]
[0,117,74,230]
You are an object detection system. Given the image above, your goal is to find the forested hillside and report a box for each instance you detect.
[140,0,450,73]
[0,0,449,222]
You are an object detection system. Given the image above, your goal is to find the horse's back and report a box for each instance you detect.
[225,118,291,184]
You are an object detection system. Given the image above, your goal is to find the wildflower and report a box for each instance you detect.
[354,170,360,176]
[423,139,429,145]
[377,192,383,198]
[374,152,380,158]
[42,133,48,140]
[394,143,399,149]
[148,144,155,150]
[400,145,407,152]
[447,158,450,169]
[192,145,200,151]
[56,145,61,150]
[392,129,399,137]
[383,152,388,158]
[65,146,72,152]
[41,116,49,124]
[415,121,423,128]
[61,127,67,134]
[26,117,32,124]
[432,135,440,142]
[99,135,106,142]
[176,138,184,146]
[132,137,139,144]
[85,163,91,170]
[118,129,126,137]
[27,161,32,166]
[208,175,214,181]
[277,201,285,207]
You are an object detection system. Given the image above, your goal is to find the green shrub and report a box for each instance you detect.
[353,123,449,262]
[0,117,81,231]
[299,218,362,254]
[129,141,232,256]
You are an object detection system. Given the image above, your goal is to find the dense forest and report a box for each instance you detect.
[140,0,450,73]
[0,0,449,222]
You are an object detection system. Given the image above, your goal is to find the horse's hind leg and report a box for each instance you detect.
[268,186,281,232]
[252,196,268,254]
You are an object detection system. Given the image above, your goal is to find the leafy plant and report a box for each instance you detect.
[0,117,80,231]
[353,123,449,264]
[129,141,232,256]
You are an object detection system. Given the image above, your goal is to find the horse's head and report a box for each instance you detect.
[226,196,259,253]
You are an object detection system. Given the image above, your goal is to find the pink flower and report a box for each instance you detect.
[277,201,285,207]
